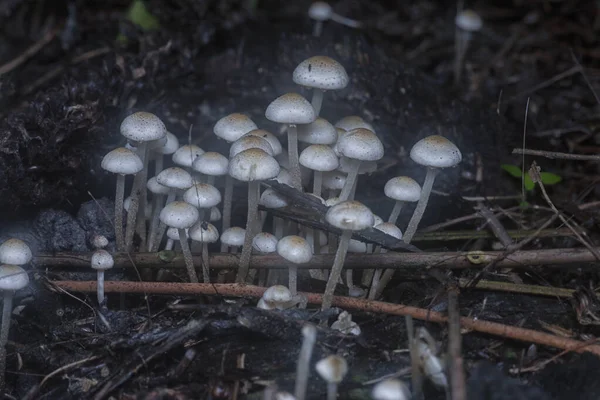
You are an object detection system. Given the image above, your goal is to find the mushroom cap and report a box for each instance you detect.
[372,214,384,227]
[262,285,292,303]
[252,232,278,254]
[166,227,184,241]
[275,168,294,187]
[209,207,222,222]
[308,1,332,21]
[230,135,274,158]
[337,128,384,161]
[315,355,348,384]
[297,117,338,145]
[277,235,312,264]
[91,235,109,249]
[293,56,349,91]
[221,227,246,247]
[322,170,347,190]
[101,147,143,175]
[189,221,220,243]
[153,131,179,155]
[229,148,280,182]
[372,378,411,400]
[214,113,258,142]
[384,176,421,202]
[156,167,194,190]
[256,297,276,310]
[159,201,199,229]
[334,115,374,132]
[243,129,283,156]
[172,144,205,168]
[0,239,32,266]
[326,200,374,231]
[299,144,339,172]
[183,183,222,209]
[259,188,289,209]
[410,135,462,168]
[192,151,229,177]
[374,222,403,240]
[91,249,114,271]
[348,239,367,253]
[265,93,316,125]
[120,111,166,142]
[147,176,171,195]
[455,9,483,31]
[0,265,29,291]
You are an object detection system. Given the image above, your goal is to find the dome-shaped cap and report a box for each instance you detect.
[120,111,166,142]
[189,221,219,243]
[277,235,312,264]
[456,9,483,31]
[230,135,274,158]
[192,152,229,176]
[172,144,204,168]
[214,113,258,142]
[221,227,246,247]
[322,170,346,190]
[156,167,193,190]
[0,239,32,265]
[243,129,283,156]
[259,188,289,209]
[166,227,184,241]
[252,232,278,254]
[91,235,109,249]
[315,355,348,384]
[159,201,199,229]
[153,131,179,155]
[0,265,29,291]
[91,249,114,271]
[183,183,222,209]
[384,176,421,202]
[275,168,294,187]
[326,200,374,231]
[334,115,374,132]
[297,117,337,144]
[372,378,411,400]
[265,93,316,125]
[147,176,170,195]
[229,148,280,182]
[337,128,384,161]
[293,56,349,91]
[209,207,221,222]
[299,145,339,172]
[263,285,292,303]
[101,147,143,175]
[308,1,332,21]
[374,222,403,240]
[410,135,462,168]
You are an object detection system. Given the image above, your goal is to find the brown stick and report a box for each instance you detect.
[447,287,466,400]
[48,281,600,356]
[0,28,57,76]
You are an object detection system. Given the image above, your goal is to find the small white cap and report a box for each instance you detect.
[334,115,374,132]
[183,183,222,209]
[456,9,483,32]
[153,131,179,155]
[230,135,274,158]
[275,168,294,187]
[214,113,258,143]
[166,227,184,241]
[156,167,194,190]
[308,1,332,21]
[297,117,337,145]
[410,135,462,168]
[331,311,361,336]
[277,235,312,264]
[299,145,339,172]
[262,285,292,304]
[243,129,283,156]
[0,265,29,291]
[0,239,32,265]
[147,176,171,195]
[172,144,205,168]
[229,148,280,182]
[260,188,289,209]
[326,200,374,231]
[159,201,199,229]
[322,171,346,190]
[189,221,219,243]
[221,227,246,247]
[265,93,316,125]
[101,147,143,175]
[120,112,166,142]
[374,223,403,240]
[292,56,349,91]
[91,235,109,249]
[252,232,278,254]
[315,355,348,384]
[91,249,114,271]
[373,214,384,226]
[348,239,367,253]
[209,207,222,222]
[372,378,411,400]
[384,176,421,202]
[192,152,229,177]
[337,128,384,161]
[257,297,276,310]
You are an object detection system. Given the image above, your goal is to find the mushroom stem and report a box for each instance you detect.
[338,159,360,201]
[288,264,298,296]
[313,21,323,37]
[236,181,260,283]
[114,174,126,252]
[201,242,210,283]
[206,175,216,186]
[154,153,164,176]
[152,192,176,252]
[96,270,105,305]
[147,194,165,251]
[178,228,199,283]
[322,229,351,310]
[0,290,14,391]
[403,168,439,244]
[345,269,354,292]
[313,170,323,197]
[220,175,234,252]
[125,142,148,250]
[326,382,338,400]
[295,324,317,400]
[287,125,302,191]
[454,31,472,86]
[311,89,325,116]
[387,201,404,224]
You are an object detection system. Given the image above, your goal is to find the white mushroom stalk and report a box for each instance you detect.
[308,2,362,37]
[454,9,483,86]
[294,324,317,400]
[277,235,312,296]
[146,176,170,251]
[91,249,114,305]
[189,221,219,283]
[315,355,348,400]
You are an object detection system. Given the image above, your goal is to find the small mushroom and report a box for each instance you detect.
[315,355,348,400]
[91,249,114,305]
[372,378,411,400]
[277,235,312,297]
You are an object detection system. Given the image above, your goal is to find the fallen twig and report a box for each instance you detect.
[459,279,574,298]
[512,148,600,161]
[0,27,57,76]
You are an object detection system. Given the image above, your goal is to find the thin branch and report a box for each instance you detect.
[0,28,57,76]
[512,148,600,161]
[447,287,466,400]
[505,65,581,104]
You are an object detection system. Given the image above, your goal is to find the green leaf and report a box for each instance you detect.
[524,174,535,191]
[126,0,160,31]
[540,172,562,185]
[501,164,523,178]
[519,200,530,209]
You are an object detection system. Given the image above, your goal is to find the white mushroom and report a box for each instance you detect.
[277,235,312,296]
[315,355,348,400]
[91,249,114,305]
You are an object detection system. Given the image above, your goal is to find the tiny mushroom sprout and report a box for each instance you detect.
[229,148,280,283]
[192,151,229,186]
[307,1,362,37]
[294,323,317,400]
[454,9,483,85]
[189,221,219,283]
[315,354,348,400]
[299,144,339,197]
[292,56,349,116]
[265,93,316,191]
[331,311,361,336]
[91,249,114,305]
[403,135,462,243]
[372,378,411,400]
[91,234,109,250]
[277,235,312,297]
[322,200,374,310]
[101,147,143,251]
[172,144,204,169]
[257,285,293,310]
[159,201,200,283]
[384,176,421,225]
[336,128,384,201]
[0,239,32,266]
[0,264,29,390]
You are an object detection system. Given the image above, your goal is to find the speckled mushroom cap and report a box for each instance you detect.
[334,115,374,132]
[156,167,194,190]
[277,235,312,264]
[172,144,205,168]
[153,132,179,155]
[91,249,114,271]
[372,378,411,400]
[192,152,229,176]
[183,183,222,209]
[410,135,462,168]
[299,145,339,172]
[265,93,316,125]
[0,265,29,291]
[229,148,280,182]
[337,128,384,161]
[455,9,483,31]
[297,117,338,144]
[252,232,278,254]
[229,135,274,158]
[384,176,421,202]
[0,239,32,266]
[308,1,332,21]
[293,56,349,91]
[322,171,346,190]
[259,188,289,209]
[220,227,246,247]
[101,147,143,175]
[374,222,403,240]
[214,113,258,143]
[147,176,170,195]
[326,200,374,231]
[189,221,219,243]
[120,112,166,142]
[315,355,348,384]
[159,201,199,229]
[243,129,283,156]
